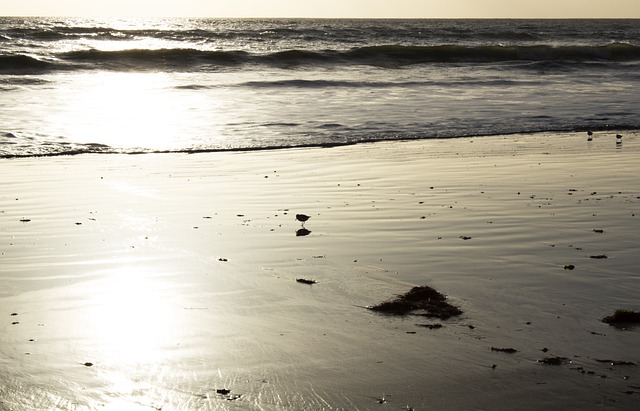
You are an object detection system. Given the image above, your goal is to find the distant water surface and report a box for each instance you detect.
[1,18,639,157]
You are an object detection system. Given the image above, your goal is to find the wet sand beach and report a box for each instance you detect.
[1,131,639,410]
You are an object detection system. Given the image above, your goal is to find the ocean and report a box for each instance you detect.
[1,17,640,157]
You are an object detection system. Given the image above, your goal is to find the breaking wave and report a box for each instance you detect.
[2,43,639,73]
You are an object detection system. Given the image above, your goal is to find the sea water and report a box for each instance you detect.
[1,18,640,157]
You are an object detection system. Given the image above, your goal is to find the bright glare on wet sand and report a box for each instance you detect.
[1,132,639,410]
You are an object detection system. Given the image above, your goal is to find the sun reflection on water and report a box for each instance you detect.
[47,72,216,151]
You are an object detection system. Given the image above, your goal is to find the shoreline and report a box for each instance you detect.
[1,131,639,410]
[2,128,639,159]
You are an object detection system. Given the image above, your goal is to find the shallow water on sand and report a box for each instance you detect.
[1,132,639,410]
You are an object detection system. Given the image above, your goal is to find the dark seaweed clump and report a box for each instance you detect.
[368,286,462,319]
[491,347,517,354]
[602,309,640,325]
[538,356,571,365]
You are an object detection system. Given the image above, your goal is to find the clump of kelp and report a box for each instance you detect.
[602,309,640,326]
[368,285,462,319]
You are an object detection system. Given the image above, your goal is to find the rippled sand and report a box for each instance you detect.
[1,132,639,410]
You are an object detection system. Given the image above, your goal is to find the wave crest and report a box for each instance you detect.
[0,54,54,73]
[2,43,639,73]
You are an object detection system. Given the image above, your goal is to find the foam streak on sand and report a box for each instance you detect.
[1,132,640,410]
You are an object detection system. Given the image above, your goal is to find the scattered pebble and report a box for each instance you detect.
[296,278,317,285]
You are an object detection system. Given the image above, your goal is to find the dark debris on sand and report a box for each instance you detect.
[416,323,443,329]
[491,347,518,354]
[602,309,640,326]
[367,285,462,319]
[595,359,637,366]
[538,356,571,365]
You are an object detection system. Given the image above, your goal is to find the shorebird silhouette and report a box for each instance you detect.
[587,130,593,141]
[295,213,310,226]
[616,134,623,145]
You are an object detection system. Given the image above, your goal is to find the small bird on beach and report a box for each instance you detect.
[295,213,310,225]
[587,130,593,141]
[616,134,623,143]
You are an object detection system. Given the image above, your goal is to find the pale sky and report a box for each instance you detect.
[2,0,640,18]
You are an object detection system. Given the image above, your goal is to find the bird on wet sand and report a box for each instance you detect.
[587,130,593,141]
[295,213,310,226]
[616,134,623,144]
